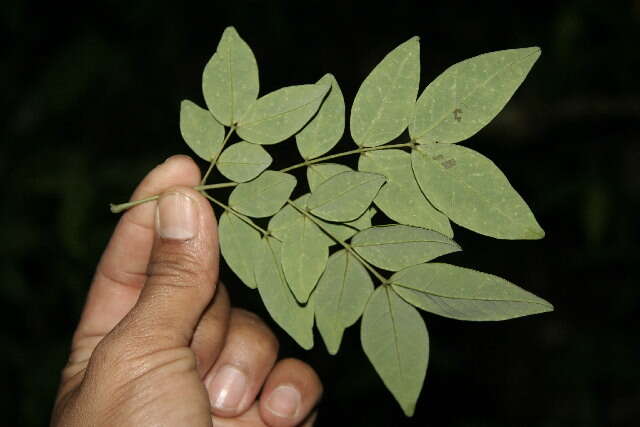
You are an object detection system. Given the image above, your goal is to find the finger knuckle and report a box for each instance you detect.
[147,250,206,289]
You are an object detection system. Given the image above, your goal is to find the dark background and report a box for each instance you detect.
[2,1,639,425]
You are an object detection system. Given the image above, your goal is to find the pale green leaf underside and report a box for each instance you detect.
[307,163,352,192]
[179,100,224,161]
[217,141,272,183]
[361,286,428,417]
[314,207,376,243]
[255,238,314,349]
[391,263,553,321]
[351,225,461,271]
[296,74,345,159]
[412,143,544,239]
[229,171,296,218]
[307,171,386,222]
[280,205,329,303]
[218,212,261,289]
[237,83,330,145]
[202,26,259,126]
[410,47,540,144]
[268,195,333,246]
[313,250,373,355]
[351,37,420,147]
[358,150,453,237]
[269,194,374,246]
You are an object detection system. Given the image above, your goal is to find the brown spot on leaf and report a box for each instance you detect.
[453,108,463,122]
[442,159,456,169]
[432,154,444,160]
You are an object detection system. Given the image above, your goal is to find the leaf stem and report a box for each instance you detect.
[108,182,239,213]
[110,195,159,213]
[279,142,413,173]
[286,200,388,284]
[203,192,272,237]
[201,126,236,185]
[195,182,238,191]
[110,141,414,214]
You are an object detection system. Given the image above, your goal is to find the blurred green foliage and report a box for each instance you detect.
[1,1,639,425]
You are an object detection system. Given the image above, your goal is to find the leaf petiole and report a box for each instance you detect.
[109,141,412,213]
[279,142,414,173]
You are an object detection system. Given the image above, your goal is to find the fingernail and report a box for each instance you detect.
[266,384,301,419]
[208,365,248,412]
[156,191,198,240]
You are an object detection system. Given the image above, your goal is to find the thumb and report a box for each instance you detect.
[120,186,220,350]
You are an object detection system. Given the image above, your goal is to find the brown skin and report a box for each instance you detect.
[51,155,322,427]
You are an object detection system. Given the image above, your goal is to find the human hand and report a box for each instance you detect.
[51,155,321,426]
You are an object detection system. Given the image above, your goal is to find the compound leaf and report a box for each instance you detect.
[307,171,385,222]
[410,47,541,144]
[351,225,461,271]
[296,74,345,159]
[255,237,314,349]
[351,37,420,147]
[281,201,329,303]
[361,286,428,417]
[229,171,296,218]
[217,141,272,183]
[312,250,373,355]
[202,26,260,126]
[307,163,352,192]
[179,100,224,161]
[411,143,544,239]
[359,150,453,237]
[218,212,262,289]
[237,83,330,145]
[390,263,554,321]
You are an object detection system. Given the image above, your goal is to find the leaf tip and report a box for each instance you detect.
[523,46,542,61]
[525,225,545,240]
[223,25,239,36]
[402,402,417,417]
[319,72,335,82]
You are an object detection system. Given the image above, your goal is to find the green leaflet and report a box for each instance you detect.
[309,207,375,243]
[236,83,330,145]
[218,212,262,289]
[269,194,374,246]
[312,250,373,355]
[321,207,376,242]
[268,194,333,245]
[307,171,385,222]
[255,237,314,349]
[217,141,272,183]
[228,171,296,218]
[202,26,260,126]
[351,225,460,271]
[350,37,420,147]
[361,286,428,417]
[358,150,453,237]
[410,47,540,144]
[179,100,224,161]
[411,143,544,239]
[296,74,345,159]
[280,200,329,304]
[307,163,352,192]
[390,263,553,321]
